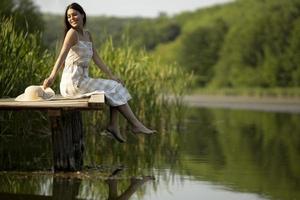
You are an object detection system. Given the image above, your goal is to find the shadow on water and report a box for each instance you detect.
[1,107,300,199]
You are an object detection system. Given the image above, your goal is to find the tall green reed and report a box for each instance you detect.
[0,18,52,97]
[0,17,53,135]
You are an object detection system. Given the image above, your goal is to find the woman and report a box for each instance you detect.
[43,3,155,143]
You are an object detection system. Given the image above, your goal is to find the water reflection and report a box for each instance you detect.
[0,168,154,200]
[181,108,300,200]
[106,167,155,200]
[0,135,51,170]
[0,107,300,200]
[52,177,81,200]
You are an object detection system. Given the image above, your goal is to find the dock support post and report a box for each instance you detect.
[48,109,84,171]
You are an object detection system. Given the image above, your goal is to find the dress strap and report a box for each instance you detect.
[85,30,92,41]
[75,30,80,43]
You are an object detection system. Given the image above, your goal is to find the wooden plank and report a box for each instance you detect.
[0,94,105,110]
[88,94,105,107]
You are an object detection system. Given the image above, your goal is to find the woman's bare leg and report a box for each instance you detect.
[108,106,119,129]
[117,103,155,134]
[107,106,126,142]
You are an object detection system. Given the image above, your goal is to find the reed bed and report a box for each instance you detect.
[0,18,52,98]
[0,18,52,135]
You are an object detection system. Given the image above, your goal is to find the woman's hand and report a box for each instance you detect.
[110,75,124,85]
[43,76,55,89]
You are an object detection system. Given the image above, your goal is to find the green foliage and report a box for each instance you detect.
[0,18,53,135]
[179,19,227,86]
[126,16,181,50]
[41,14,64,49]
[153,0,300,90]
[87,16,140,48]
[281,17,300,86]
[213,0,300,88]
[0,0,44,34]
[0,1,51,136]
[0,18,52,97]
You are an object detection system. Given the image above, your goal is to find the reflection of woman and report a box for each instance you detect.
[106,168,154,200]
[43,3,155,143]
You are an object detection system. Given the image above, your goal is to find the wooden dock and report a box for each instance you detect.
[0,94,104,110]
[0,94,105,172]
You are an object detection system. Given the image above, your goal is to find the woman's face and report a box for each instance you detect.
[67,8,83,29]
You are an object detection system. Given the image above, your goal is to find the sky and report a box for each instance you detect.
[33,0,233,18]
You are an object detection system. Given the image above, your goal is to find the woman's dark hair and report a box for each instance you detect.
[64,3,86,37]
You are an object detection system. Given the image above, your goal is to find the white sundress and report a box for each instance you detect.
[60,40,132,106]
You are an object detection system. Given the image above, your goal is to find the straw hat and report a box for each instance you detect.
[15,85,55,101]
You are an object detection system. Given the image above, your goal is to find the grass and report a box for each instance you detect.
[0,18,53,98]
[0,17,53,135]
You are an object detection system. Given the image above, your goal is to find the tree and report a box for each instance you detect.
[179,19,228,86]
[212,0,300,88]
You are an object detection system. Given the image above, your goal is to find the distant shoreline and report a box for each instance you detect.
[182,95,300,113]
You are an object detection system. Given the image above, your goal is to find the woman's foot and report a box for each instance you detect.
[106,127,126,143]
[131,124,156,135]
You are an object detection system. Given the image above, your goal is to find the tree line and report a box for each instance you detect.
[164,0,300,88]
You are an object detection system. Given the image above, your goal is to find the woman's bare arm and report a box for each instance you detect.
[87,32,123,84]
[92,49,114,78]
[43,29,77,88]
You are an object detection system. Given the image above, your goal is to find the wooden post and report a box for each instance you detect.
[48,109,84,171]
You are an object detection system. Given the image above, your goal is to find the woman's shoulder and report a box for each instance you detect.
[64,28,78,45]
[66,28,78,37]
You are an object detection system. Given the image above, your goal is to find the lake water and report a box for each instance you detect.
[0,107,300,200]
